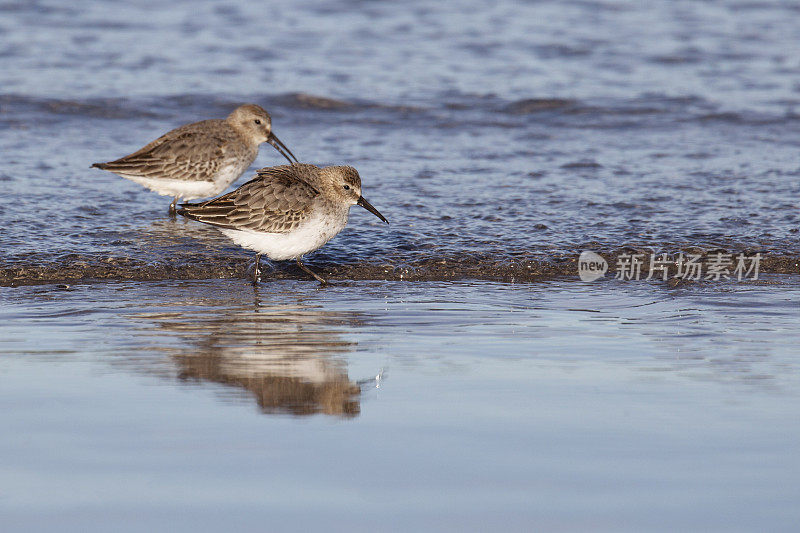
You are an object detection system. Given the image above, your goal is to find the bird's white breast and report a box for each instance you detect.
[220,208,350,261]
[212,157,253,193]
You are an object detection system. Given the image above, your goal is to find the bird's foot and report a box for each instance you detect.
[296,258,328,286]
[251,254,262,284]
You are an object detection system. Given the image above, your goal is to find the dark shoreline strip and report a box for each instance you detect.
[2,250,798,287]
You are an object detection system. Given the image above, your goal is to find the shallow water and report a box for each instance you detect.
[2,278,800,531]
[2,0,800,530]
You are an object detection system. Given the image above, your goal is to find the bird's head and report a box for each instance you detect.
[228,104,298,163]
[320,166,388,224]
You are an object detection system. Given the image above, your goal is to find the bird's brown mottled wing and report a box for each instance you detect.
[93,120,246,182]
[179,165,321,234]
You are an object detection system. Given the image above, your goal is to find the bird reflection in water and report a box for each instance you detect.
[137,287,369,418]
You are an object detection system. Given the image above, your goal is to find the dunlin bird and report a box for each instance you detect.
[178,164,388,284]
[92,104,298,215]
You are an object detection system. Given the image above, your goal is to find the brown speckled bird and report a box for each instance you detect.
[92,104,298,214]
[178,164,388,284]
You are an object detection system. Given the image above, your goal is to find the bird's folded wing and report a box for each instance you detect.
[96,122,235,181]
[180,166,320,234]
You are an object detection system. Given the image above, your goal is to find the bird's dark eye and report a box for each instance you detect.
[254,119,261,125]
[343,185,351,190]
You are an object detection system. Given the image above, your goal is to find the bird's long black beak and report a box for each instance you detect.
[267,132,299,164]
[357,196,388,224]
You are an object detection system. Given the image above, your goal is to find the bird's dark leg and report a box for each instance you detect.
[169,196,179,217]
[296,258,328,285]
[252,253,262,284]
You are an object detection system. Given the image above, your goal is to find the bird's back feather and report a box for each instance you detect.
[179,164,322,234]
